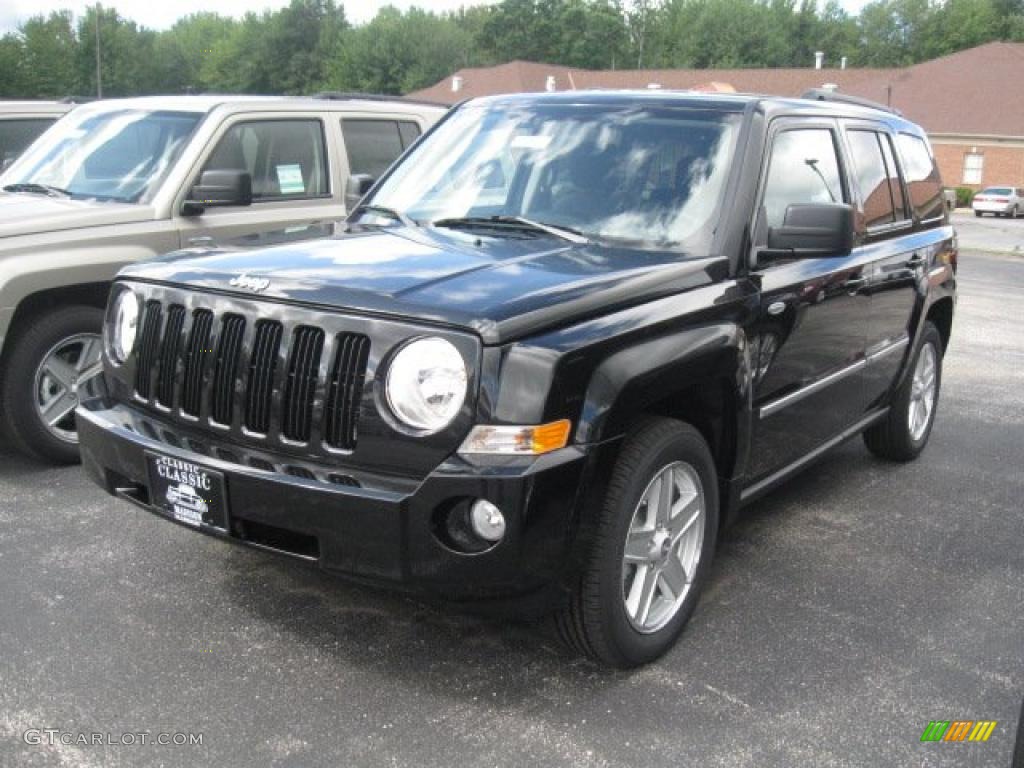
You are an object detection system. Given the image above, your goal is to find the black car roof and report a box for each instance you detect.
[467,90,921,133]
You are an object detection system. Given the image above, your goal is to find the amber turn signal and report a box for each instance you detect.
[458,419,572,456]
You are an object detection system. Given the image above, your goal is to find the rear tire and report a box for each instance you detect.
[555,418,719,668]
[0,305,104,464]
[863,322,943,462]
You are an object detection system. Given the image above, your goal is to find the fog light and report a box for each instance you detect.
[470,499,506,543]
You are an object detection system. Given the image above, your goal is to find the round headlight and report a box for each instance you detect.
[109,288,140,363]
[386,337,467,432]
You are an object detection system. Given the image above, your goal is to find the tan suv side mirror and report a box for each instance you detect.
[183,169,253,215]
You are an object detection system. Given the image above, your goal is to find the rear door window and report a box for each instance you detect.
[847,130,899,230]
[341,119,421,180]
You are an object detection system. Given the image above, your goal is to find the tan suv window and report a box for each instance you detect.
[202,119,328,201]
[341,119,420,180]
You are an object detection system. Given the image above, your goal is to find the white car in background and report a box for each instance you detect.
[972,186,1024,218]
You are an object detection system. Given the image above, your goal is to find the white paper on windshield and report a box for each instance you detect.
[510,135,552,150]
[276,164,305,195]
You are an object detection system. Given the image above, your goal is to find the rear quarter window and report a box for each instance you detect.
[895,133,945,223]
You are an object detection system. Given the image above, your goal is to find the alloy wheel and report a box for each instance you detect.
[32,333,103,444]
[621,461,706,634]
[908,341,937,442]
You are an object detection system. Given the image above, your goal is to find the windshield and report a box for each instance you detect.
[2,108,202,203]
[366,102,740,251]
[981,187,1012,195]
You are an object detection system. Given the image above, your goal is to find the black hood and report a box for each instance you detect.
[121,226,728,344]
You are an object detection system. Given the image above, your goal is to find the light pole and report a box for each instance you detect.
[94,4,102,98]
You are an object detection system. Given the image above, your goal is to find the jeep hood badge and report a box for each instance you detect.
[229,273,271,293]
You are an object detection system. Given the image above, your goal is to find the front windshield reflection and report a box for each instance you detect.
[368,103,740,252]
[3,109,201,203]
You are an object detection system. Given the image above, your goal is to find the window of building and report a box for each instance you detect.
[962,152,984,185]
[762,128,844,230]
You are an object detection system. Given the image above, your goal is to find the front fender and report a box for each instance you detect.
[0,232,178,349]
[577,322,751,443]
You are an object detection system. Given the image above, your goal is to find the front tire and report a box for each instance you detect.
[863,322,943,462]
[0,306,104,464]
[556,418,719,668]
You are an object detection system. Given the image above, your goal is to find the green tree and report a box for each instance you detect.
[77,7,163,97]
[331,6,474,94]
[203,0,346,94]
[19,12,79,98]
[154,13,237,93]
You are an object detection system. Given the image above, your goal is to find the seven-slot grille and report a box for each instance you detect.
[132,299,370,452]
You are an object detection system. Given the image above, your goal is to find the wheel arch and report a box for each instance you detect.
[1,282,111,365]
[574,322,750,521]
[925,296,954,355]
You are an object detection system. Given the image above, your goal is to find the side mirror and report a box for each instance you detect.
[762,203,854,259]
[183,169,252,215]
[345,173,375,212]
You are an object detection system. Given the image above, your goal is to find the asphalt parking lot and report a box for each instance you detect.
[1,251,1021,768]
[952,209,1024,254]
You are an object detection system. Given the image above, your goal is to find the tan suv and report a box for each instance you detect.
[0,94,446,462]
[0,100,75,168]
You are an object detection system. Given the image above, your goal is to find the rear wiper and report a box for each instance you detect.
[2,182,72,198]
[350,204,417,229]
[432,215,589,244]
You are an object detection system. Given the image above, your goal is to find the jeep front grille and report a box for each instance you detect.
[181,309,213,417]
[281,326,325,443]
[132,299,370,452]
[324,333,370,451]
[210,314,245,426]
[244,320,283,435]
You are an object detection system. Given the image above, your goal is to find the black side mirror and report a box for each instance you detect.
[345,174,375,212]
[183,169,252,215]
[762,203,854,259]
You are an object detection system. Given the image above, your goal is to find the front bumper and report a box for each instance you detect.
[77,397,600,604]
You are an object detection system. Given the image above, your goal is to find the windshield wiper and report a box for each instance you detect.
[350,204,418,229]
[2,182,72,198]
[432,215,589,244]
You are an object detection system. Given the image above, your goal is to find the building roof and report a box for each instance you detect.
[409,42,1024,138]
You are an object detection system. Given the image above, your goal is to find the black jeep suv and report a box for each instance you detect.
[77,90,956,667]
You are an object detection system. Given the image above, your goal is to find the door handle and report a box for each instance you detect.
[905,254,926,269]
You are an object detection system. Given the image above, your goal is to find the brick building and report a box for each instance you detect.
[409,42,1024,190]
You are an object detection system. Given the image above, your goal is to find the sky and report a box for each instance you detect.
[0,0,872,36]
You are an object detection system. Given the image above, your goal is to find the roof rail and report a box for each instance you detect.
[310,91,450,108]
[800,88,902,116]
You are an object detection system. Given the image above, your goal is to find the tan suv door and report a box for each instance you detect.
[173,112,345,248]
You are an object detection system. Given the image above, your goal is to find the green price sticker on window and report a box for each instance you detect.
[276,164,304,195]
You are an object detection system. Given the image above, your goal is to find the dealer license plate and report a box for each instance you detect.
[145,451,228,529]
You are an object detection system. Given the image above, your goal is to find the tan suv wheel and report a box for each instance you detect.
[1,306,103,464]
